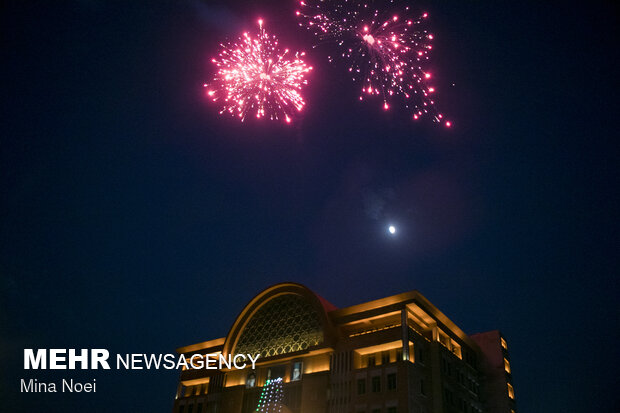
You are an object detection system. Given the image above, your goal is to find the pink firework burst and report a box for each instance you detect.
[297,0,450,126]
[205,19,312,123]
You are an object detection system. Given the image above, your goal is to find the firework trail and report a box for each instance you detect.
[205,20,312,123]
[297,0,450,126]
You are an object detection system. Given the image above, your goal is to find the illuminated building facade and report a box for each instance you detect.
[172,283,517,413]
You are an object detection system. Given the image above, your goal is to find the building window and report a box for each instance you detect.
[387,407,397,413]
[501,337,508,350]
[371,409,381,413]
[396,348,403,361]
[382,352,390,365]
[387,373,397,390]
[443,388,455,406]
[507,383,515,399]
[267,365,285,380]
[246,372,256,388]
[196,403,203,413]
[178,406,184,413]
[187,405,194,413]
[372,376,381,393]
[420,379,426,396]
[291,362,303,381]
[357,378,366,395]
[368,355,376,367]
[504,358,511,374]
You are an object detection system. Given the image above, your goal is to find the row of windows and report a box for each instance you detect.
[441,357,480,396]
[177,402,215,413]
[243,360,303,389]
[361,349,404,368]
[181,383,208,398]
[501,336,516,403]
[360,342,427,369]
[443,388,482,413]
[179,404,197,413]
[357,373,398,395]
[179,374,225,399]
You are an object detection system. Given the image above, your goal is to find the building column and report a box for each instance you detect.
[401,308,409,361]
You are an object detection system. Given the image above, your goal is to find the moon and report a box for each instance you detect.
[388,225,396,235]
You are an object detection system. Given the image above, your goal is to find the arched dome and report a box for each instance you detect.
[223,283,335,358]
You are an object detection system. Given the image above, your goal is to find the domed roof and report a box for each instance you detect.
[223,283,336,358]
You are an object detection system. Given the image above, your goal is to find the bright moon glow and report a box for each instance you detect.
[388,225,396,234]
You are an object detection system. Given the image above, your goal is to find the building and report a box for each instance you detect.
[469,331,516,413]
[172,283,517,413]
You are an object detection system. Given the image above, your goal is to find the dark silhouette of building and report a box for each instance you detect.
[173,283,517,413]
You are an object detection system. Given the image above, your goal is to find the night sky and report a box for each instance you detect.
[2,1,618,412]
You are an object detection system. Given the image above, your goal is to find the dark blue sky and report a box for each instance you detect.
[1,1,618,412]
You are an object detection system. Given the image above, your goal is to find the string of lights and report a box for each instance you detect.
[255,377,284,413]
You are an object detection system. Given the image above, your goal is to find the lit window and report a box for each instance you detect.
[504,358,511,374]
[501,337,508,350]
[246,372,256,388]
[291,362,302,381]
[507,383,515,399]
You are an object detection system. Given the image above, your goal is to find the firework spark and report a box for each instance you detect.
[297,0,450,126]
[205,20,312,123]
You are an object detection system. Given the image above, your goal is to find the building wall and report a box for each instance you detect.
[469,330,517,413]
